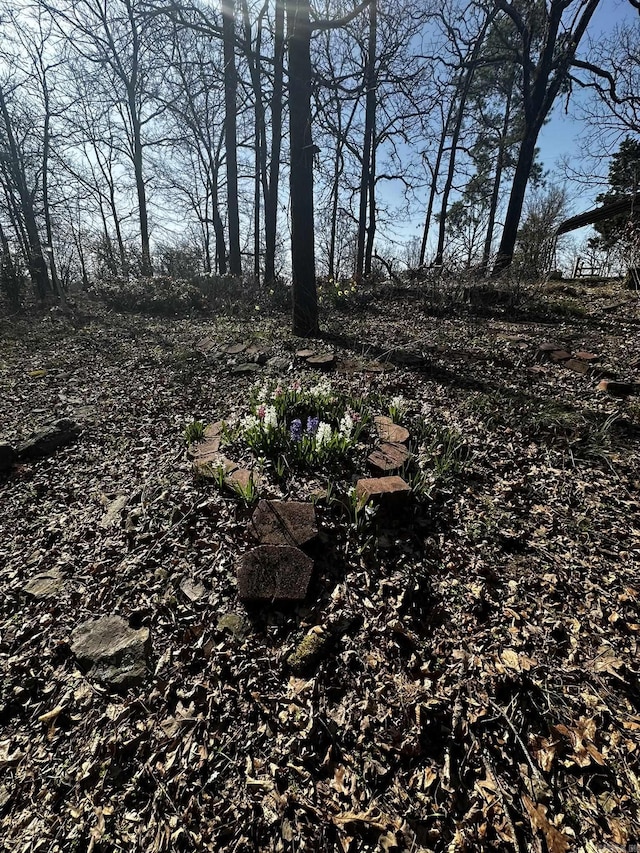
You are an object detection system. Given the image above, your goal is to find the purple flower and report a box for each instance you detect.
[306,416,319,435]
[290,419,303,442]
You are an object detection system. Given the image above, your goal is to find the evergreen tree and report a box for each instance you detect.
[593,136,640,251]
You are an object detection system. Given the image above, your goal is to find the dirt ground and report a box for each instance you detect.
[1,278,639,852]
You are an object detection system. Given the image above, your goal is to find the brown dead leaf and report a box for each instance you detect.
[500,648,522,671]
[522,795,570,853]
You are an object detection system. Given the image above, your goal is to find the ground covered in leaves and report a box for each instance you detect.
[1,278,640,853]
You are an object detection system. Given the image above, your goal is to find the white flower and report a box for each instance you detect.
[390,395,407,413]
[255,381,269,402]
[316,422,332,446]
[310,378,332,398]
[263,405,278,429]
[241,414,259,431]
[339,412,354,438]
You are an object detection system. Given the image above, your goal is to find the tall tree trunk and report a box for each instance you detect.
[287,0,318,336]
[328,137,343,282]
[242,0,268,285]
[492,129,539,275]
[210,166,227,274]
[264,0,284,287]
[364,127,376,277]
[480,76,514,274]
[0,88,50,298]
[491,0,601,274]
[419,102,453,267]
[355,0,377,281]
[223,0,242,276]
[41,85,64,301]
[434,10,494,266]
[125,0,152,277]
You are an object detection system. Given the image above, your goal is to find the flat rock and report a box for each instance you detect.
[180,577,206,602]
[0,442,16,472]
[306,353,335,369]
[596,380,636,398]
[225,468,259,493]
[196,337,216,353]
[367,442,411,474]
[356,476,411,507]
[225,341,248,355]
[295,348,315,359]
[266,356,291,372]
[70,615,150,688]
[18,418,81,460]
[238,545,314,602]
[99,495,129,529]
[249,500,317,547]
[373,415,410,444]
[538,342,564,353]
[189,436,222,462]
[232,362,261,374]
[194,454,237,479]
[574,351,598,361]
[204,421,224,440]
[23,569,64,599]
[550,350,572,362]
[564,358,590,375]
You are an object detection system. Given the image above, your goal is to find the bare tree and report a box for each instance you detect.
[491,0,601,275]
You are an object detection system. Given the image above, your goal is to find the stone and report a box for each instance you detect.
[373,415,410,444]
[18,418,81,460]
[574,351,598,361]
[596,380,635,398]
[23,569,64,600]
[287,626,330,675]
[238,545,314,602]
[217,612,251,639]
[367,442,411,474]
[225,341,248,355]
[204,421,224,440]
[180,577,205,602]
[564,358,590,375]
[244,344,267,364]
[538,342,564,353]
[266,356,291,372]
[196,337,216,353]
[295,349,315,359]
[232,362,261,374]
[70,615,150,688]
[306,353,335,369]
[194,454,237,479]
[550,350,572,362]
[0,442,16,472]
[356,476,411,508]
[249,500,317,547]
[189,436,222,463]
[99,495,129,529]
[225,468,258,493]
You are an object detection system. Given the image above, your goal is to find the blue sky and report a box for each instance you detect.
[538,0,637,203]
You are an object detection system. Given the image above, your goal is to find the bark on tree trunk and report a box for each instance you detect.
[264,0,284,287]
[0,88,50,298]
[434,10,493,267]
[287,0,318,337]
[492,130,538,275]
[419,104,450,268]
[355,0,377,281]
[223,0,242,277]
[480,78,513,274]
